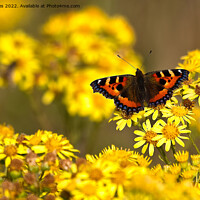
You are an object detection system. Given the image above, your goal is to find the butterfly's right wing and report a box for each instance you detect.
[144,69,189,107]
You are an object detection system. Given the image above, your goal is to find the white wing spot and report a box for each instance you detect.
[98,80,101,84]
[178,69,182,73]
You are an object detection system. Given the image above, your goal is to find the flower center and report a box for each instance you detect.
[45,136,63,152]
[4,145,17,157]
[195,85,200,96]
[183,99,194,110]
[89,168,103,181]
[171,106,188,117]
[111,170,126,184]
[143,130,157,146]
[162,124,180,140]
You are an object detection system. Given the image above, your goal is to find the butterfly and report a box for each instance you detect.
[90,68,189,116]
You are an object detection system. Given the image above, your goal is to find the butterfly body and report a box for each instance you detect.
[90,68,189,115]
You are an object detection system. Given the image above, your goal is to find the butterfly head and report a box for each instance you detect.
[136,68,144,76]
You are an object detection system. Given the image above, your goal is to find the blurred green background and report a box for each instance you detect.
[0,0,200,160]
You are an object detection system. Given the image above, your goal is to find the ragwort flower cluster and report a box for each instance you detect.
[0,7,141,122]
[1,125,200,200]
[0,124,78,199]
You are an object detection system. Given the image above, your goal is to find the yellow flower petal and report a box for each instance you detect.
[152,110,159,120]
[149,143,154,156]
[165,140,171,152]
[144,109,154,117]
[127,119,132,128]
[142,122,147,132]
[175,137,185,147]
[31,145,46,153]
[5,157,11,167]
[134,140,146,148]
[157,138,166,147]
[146,119,151,130]
[142,143,148,154]
[152,135,163,141]
[0,154,6,160]
[116,119,127,131]
[134,137,144,141]
[134,130,145,136]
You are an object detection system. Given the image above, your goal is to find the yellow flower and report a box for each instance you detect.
[42,75,68,105]
[169,163,181,175]
[144,98,178,120]
[136,155,152,167]
[76,145,149,199]
[134,119,158,156]
[0,124,14,140]
[150,164,163,177]
[144,107,161,120]
[43,7,108,37]
[109,111,143,131]
[105,16,135,45]
[191,154,200,166]
[110,166,140,198]
[181,169,197,179]
[183,83,200,106]
[64,69,115,121]
[161,103,195,125]
[153,119,190,152]
[76,35,113,64]
[30,130,79,160]
[73,180,100,200]
[0,31,40,90]
[0,138,27,167]
[178,49,200,75]
[86,145,138,165]
[174,150,189,163]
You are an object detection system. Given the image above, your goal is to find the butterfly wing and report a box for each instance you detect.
[144,69,189,107]
[90,74,143,115]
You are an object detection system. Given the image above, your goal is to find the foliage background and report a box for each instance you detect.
[0,0,200,160]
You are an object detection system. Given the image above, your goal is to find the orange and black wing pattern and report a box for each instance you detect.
[90,74,143,114]
[90,69,189,115]
[145,69,189,107]
[90,75,132,99]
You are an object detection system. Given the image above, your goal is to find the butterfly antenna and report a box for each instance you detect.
[139,50,152,70]
[117,55,137,70]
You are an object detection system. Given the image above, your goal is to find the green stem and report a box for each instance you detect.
[188,132,200,154]
[157,146,170,165]
[171,144,176,158]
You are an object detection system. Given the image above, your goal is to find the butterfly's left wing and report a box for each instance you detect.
[90,75,133,99]
[144,69,189,107]
[91,74,145,115]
